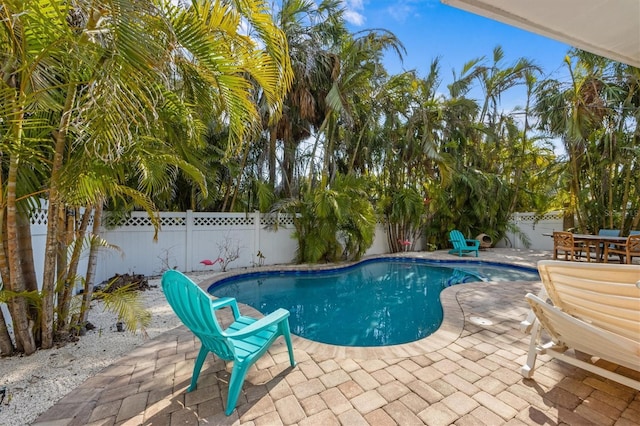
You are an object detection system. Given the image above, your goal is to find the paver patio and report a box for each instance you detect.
[34,249,640,425]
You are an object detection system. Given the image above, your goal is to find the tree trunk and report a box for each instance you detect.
[0,207,16,356]
[17,212,39,292]
[58,207,91,334]
[52,203,69,336]
[68,207,91,291]
[3,70,36,354]
[0,308,14,356]
[508,79,533,214]
[221,175,232,212]
[79,203,103,326]
[229,143,252,212]
[16,211,41,346]
[42,84,77,349]
[41,198,60,348]
[268,127,277,188]
[282,140,295,197]
[6,155,36,354]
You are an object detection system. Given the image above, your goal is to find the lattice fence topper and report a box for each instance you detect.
[261,214,295,227]
[159,216,186,227]
[108,215,187,227]
[30,208,94,227]
[193,215,254,227]
[30,209,48,225]
[512,212,563,222]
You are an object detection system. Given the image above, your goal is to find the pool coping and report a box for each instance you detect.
[195,252,539,360]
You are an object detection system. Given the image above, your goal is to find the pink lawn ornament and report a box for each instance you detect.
[398,239,411,251]
[200,258,223,266]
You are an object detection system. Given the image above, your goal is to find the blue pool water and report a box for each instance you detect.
[208,258,538,347]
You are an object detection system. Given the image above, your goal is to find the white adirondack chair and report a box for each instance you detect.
[521,260,640,391]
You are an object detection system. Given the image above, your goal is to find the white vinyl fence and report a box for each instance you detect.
[98,211,391,284]
[1,208,557,333]
[22,209,560,288]
[96,211,297,281]
[496,211,563,251]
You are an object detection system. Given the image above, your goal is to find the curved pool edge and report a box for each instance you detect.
[196,251,543,359]
[198,280,508,360]
[205,252,539,293]
[288,282,468,360]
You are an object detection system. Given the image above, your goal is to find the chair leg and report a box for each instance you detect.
[226,362,250,415]
[521,321,541,379]
[280,322,296,367]
[188,345,209,392]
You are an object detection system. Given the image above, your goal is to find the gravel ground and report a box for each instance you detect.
[0,271,220,426]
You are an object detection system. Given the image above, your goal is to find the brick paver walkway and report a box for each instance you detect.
[34,250,640,425]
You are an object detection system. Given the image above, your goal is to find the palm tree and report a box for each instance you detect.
[266,0,346,196]
[271,173,376,262]
[535,50,639,234]
[371,64,451,251]
[0,0,291,354]
[419,47,552,247]
[317,28,405,182]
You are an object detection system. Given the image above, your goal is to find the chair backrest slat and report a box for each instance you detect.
[449,230,464,246]
[162,270,236,360]
[537,260,640,341]
[527,294,639,370]
[628,234,640,252]
[553,231,575,249]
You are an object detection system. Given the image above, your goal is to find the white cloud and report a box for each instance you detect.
[386,0,436,23]
[344,10,366,25]
[342,0,366,26]
[387,4,414,23]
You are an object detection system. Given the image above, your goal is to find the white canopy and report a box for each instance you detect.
[442,0,640,68]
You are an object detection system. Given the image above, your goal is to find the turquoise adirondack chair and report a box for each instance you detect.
[161,270,296,415]
[448,230,480,257]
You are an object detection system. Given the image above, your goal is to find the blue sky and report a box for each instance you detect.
[342,0,573,110]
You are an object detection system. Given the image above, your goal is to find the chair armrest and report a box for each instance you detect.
[211,297,241,319]
[520,285,548,333]
[225,308,291,338]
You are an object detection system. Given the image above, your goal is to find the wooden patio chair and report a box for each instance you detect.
[552,231,593,262]
[604,234,640,264]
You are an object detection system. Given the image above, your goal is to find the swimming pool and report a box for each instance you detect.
[208,257,538,347]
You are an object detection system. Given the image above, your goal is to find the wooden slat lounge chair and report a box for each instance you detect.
[162,270,296,415]
[521,260,640,391]
[448,230,480,257]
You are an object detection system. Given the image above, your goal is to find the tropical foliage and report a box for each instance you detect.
[535,52,640,234]
[0,0,291,355]
[1,0,638,356]
[272,174,377,263]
